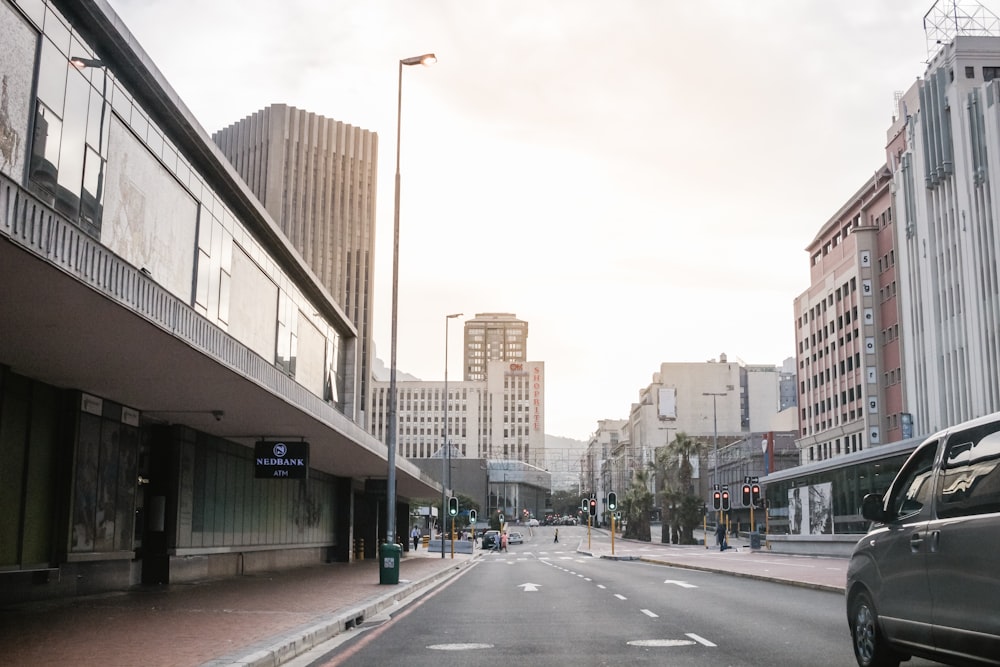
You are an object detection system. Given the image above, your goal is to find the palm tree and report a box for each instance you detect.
[621,468,653,541]
[654,432,705,545]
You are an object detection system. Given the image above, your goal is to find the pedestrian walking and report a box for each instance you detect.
[715,521,728,551]
[411,525,421,551]
[501,531,508,552]
[554,528,559,543]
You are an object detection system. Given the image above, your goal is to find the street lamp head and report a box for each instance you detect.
[69,56,104,69]
[401,53,437,67]
[447,313,463,319]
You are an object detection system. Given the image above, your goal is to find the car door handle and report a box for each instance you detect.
[909,533,924,551]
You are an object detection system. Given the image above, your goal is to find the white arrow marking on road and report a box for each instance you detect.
[663,580,697,588]
[518,583,541,592]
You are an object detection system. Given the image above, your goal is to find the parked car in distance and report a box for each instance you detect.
[508,531,524,544]
[482,530,500,550]
[846,411,1000,667]
[527,518,539,527]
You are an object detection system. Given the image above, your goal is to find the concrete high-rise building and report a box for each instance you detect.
[891,33,1000,435]
[213,105,377,425]
[370,359,546,469]
[463,313,528,381]
[794,168,897,465]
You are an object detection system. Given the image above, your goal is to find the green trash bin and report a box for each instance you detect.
[379,542,401,585]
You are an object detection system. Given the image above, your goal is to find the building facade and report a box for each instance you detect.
[793,168,897,465]
[463,312,528,381]
[369,359,546,468]
[212,104,377,427]
[0,0,435,605]
[893,35,1000,435]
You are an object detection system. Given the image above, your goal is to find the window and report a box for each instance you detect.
[887,442,938,521]
[937,422,1000,518]
[985,66,1000,82]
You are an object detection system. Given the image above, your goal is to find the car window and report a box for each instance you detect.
[887,441,938,520]
[937,421,1000,518]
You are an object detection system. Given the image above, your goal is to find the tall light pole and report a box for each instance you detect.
[703,391,727,490]
[441,312,462,558]
[386,52,436,548]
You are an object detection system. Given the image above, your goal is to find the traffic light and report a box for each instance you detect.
[751,484,762,508]
[712,490,722,511]
[448,496,458,516]
[607,491,617,511]
[588,498,598,516]
[581,497,589,512]
[721,490,731,511]
[741,484,752,507]
[469,509,477,525]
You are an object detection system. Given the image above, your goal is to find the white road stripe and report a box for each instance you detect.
[686,633,716,647]
[614,594,627,600]
[641,609,658,618]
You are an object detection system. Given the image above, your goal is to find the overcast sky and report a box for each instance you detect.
[108,0,938,440]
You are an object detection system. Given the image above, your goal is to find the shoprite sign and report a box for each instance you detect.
[255,441,309,478]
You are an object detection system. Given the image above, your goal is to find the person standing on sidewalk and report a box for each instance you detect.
[715,521,728,551]
[554,528,559,543]
[411,526,421,551]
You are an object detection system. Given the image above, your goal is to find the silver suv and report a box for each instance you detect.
[846,412,1000,666]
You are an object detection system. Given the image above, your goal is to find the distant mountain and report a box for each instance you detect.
[545,434,587,491]
[371,356,422,382]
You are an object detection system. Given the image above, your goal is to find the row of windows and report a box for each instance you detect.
[800,352,863,394]
[802,383,864,419]
[799,304,859,352]
[811,216,862,265]
[805,432,865,462]
[877,248,896,272]
[879,280,898,302]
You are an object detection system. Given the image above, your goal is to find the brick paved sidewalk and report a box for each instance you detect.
[0,550,472,667]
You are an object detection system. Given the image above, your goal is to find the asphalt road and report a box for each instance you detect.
[290,526,940,667]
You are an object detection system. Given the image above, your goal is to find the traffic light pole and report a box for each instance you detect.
[610,513,615,555]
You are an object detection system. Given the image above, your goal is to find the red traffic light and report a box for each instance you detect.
[721,490,731,511]
[751,484,762,507]
[712,491,722,511]
[588,498,598,516]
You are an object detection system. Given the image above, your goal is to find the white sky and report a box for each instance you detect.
[107,0,934,440]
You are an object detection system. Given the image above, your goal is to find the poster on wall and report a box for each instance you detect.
[787,482,834,535]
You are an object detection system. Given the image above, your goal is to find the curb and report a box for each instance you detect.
[199,559,474,667]
[635,556,845,594]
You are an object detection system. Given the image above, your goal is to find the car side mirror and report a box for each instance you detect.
[861,493,887,523]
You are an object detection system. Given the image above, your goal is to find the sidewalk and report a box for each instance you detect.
[0,533,847,667]
[578,529,848,593]
[0,548,473,667]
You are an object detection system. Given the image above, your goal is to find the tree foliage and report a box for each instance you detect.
[652,432,706,545]
[621,468,653,541]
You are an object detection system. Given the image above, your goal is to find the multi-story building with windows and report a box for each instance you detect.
[212,104,377,427]
[793,168,897,465]
[369,359,545,469]
[0,0,436,605]
[463,313,527,381]
[893,34,1000,435]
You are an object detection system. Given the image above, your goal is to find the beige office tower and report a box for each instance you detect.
[213,105,377,424]
[463,313,528,381]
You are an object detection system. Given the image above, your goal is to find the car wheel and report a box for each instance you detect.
[849,591,901,667]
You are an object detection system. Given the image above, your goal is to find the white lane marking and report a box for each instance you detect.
[663,579,697,588]
[628,639,696,647]
[614,594,627,600]
[584,577,592,581]
[428,643,495,651]
[641,609,658,618]
[686,633,716,647]
[518,583,541,592]
[597,584,607,589]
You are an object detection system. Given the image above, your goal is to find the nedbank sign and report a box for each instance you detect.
[255,441,309,479]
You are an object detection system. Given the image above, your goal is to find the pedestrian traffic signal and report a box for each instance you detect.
[581,497,589,511]
[448,496,458,516]
[469,509,477,525]
[712,490,722,511]
[588,498,598,516]
[721,490,731,511]
[741,484,752,507]
[607,491,617,511]
[751,484,762,507]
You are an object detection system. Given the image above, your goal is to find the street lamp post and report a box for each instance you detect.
[441,312,462,558]
[386,53,436,548]
[703,391,727,509]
